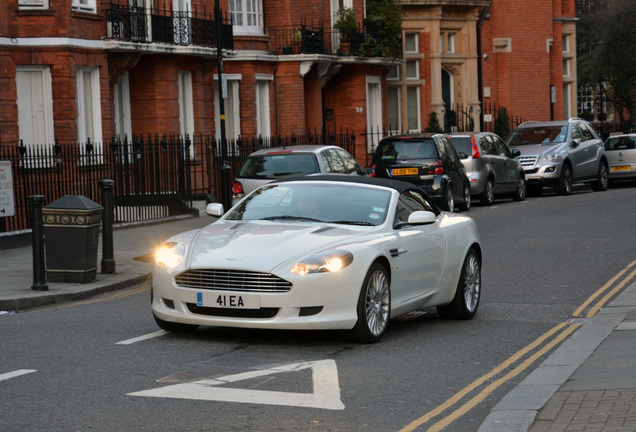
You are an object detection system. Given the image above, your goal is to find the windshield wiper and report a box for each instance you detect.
[330,220,375,226]
[261,215,323,222]
[271,171,303,177]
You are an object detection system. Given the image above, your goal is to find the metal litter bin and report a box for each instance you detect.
[43,195,103,283]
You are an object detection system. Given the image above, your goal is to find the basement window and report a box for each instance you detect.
[72,0,96,13]
[19,0,49,9]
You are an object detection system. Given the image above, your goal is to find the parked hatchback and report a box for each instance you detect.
[232,145,364,204]
[370,133,470,212]
[506,118,609,195]
[447,132,526,205]
[604,133,636,183]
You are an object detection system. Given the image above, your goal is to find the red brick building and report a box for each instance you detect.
[393,0,577,132]
[0,0,399,162]
[1,0,577,162]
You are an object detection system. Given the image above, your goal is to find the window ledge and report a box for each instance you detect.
[17,8,56,16]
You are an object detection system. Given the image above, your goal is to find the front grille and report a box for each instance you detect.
[186,303,279,318]
[175,269,292,292]
[517,156,538,168]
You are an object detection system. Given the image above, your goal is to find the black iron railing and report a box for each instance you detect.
[268,21,401,58]
[106,0,233,49]
[0,131,358,234]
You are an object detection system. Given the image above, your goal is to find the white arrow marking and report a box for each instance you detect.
[0,369,37,382]
[116,330,168,345]
[128,359,345,410]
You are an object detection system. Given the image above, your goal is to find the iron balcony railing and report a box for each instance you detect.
[105,0,233,49]
[268,21,402,58]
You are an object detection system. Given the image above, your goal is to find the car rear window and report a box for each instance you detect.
[376,140,438,161]
[238,153,319,179]
[605,136,636,151]
[448,136,471,155]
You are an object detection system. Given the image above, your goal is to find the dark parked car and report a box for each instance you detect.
[447,132,526,205]
[370,133,470,212]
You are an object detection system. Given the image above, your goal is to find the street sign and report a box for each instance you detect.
[0,160,15,218]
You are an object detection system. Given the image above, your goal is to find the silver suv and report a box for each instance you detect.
[506,118,609,195]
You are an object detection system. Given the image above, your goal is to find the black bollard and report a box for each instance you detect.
[29,195,48,291]
[99,179,116,274]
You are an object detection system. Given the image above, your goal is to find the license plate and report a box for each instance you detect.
[197,292,260,309]
[611,165,631,172]
[391,167,418,176]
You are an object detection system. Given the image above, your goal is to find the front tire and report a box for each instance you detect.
[512,175,526,201]
[555,163,573,195]
[437,248,481,320]
[350,263,391,343]
[591,161,609,191]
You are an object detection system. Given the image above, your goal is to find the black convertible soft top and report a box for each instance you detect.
[274,174,431,197]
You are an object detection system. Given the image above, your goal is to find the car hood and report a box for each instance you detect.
[512,143,563,157]
[184,220,370,272]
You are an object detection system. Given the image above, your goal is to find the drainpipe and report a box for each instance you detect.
[477,5,490,131]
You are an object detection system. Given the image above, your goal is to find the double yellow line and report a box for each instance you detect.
[400,258,636,432]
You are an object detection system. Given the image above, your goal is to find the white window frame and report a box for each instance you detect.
[214,74,242,142]
[563,59,570,77]
[406,86,421,133]
[387,85,401,133]
[562,34,569,53]
[178,71,195,157]
[113,71,132,144]
[15,66,55,148]
[406,60,419,80]
[448,33,456,53]
[229,0,264,36]
[365,75,383,152]
[386,66,400,81]
[76,66,103,152]
[255,74,272,138]
[72,0,96,13]
[404,33,418,54]
[19,0,48,9]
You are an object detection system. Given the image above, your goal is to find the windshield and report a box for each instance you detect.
[238,153,319,179]
[376,140,438,161]
[507,125,568,146]
[226,183,392,226]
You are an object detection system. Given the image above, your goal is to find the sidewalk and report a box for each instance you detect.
[2,216,636,432]
[479,281,636,432]
[0,214,211,312]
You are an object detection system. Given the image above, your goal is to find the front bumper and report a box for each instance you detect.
[523,163,562,185]
[151,266,362,330]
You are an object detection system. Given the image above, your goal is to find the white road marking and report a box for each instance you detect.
[0,369,37,382]
[116,330,168,345]
[129,359,345,410]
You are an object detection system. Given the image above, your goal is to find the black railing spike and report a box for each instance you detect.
[257,135,263,148]
[185,133,191,149]
[19,139,26,156]
[111,136,118,151]
[236,135,242,148]
[291,133,296,144]
[54,139,62,155]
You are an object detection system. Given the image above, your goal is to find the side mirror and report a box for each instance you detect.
[364,166,375,176]
[571,139,581,148]
[206,203,224,217]
[510,148,521,158]
[407,210,436,225]
[458,152,469,160]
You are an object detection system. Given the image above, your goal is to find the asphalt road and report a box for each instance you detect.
[1,182,635,432]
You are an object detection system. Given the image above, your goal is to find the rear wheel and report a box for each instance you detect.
[555,164,573,195]
[591,161,609,191]
[437,248,481,320]
[512,176,527,201]
[350,263,390,343]
[441,183,455,212]
[479,179,495,206]
[459,182,471,211]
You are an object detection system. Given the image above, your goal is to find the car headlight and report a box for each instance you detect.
[290,250,354,275]
[156,242,186,268]
[539,152,563,163]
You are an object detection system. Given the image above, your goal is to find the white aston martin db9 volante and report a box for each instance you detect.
[152,176,482,343]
